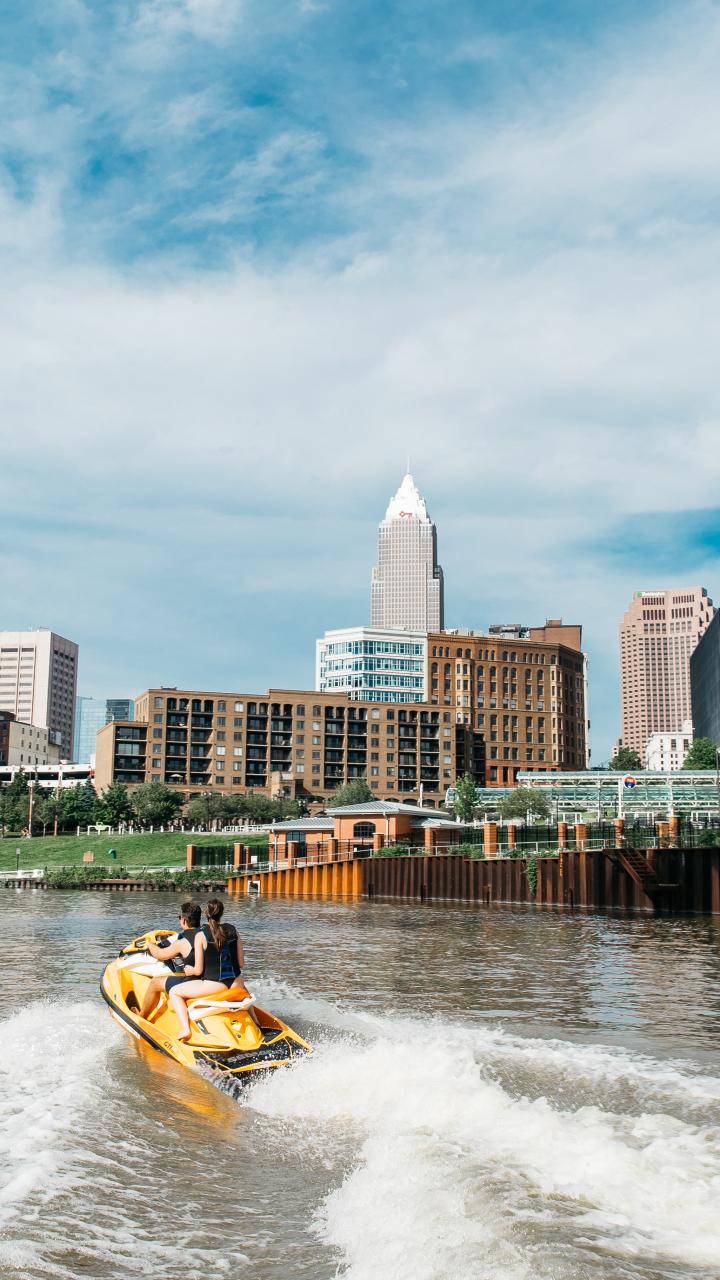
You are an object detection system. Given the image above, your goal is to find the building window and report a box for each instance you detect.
[153,729,162,739]
[153,713,162,723]
[154,697,162,708]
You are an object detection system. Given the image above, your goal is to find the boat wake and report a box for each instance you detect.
[0,988,718,1279]
[246,981,720,1280]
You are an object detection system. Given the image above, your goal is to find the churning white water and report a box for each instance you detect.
[0,891,718,1279]
[247,991,720,1280]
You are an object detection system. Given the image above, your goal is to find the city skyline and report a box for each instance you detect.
[5,470,719,766]
[3,3,720,765]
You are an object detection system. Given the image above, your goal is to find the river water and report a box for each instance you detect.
[0,890,719,1280]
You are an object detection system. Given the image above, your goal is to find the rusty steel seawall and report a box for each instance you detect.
[362,849,720,914]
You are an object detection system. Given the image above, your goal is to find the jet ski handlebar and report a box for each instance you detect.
[120,928,176,956]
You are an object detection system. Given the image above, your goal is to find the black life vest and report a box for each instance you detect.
[201,923,241,984]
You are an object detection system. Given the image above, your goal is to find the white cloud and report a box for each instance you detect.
[2,2,720,759]
[135,0,247,43]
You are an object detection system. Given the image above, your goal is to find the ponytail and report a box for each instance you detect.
[205,898,226,951]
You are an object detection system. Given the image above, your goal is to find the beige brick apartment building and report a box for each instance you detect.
[95,687,483,806]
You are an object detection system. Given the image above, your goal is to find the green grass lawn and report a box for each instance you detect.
[0,830,268,871]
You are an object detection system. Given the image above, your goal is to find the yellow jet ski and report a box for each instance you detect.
[101,929,310,1081]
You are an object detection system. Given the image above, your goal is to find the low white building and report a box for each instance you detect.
[0,712,61,769]
[0,761,92,789]
[644,720,693,772]
[316,626,427,703]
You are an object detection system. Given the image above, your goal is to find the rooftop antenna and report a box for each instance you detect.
[406,453,411,475]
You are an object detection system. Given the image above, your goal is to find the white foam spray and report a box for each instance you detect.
[247,995,720,1280]
[0,999,117,1233]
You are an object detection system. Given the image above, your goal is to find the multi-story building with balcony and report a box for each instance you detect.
[94,687,485,806]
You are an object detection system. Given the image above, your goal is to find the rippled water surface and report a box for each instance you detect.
[1,889,719,1279]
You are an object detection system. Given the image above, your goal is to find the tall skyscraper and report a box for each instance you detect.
[74,696,134,764]
[0,629,78,756]
[619,588,715,758]
[370,473,444,631]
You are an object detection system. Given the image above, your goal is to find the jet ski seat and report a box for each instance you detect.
[188,990,256,1020]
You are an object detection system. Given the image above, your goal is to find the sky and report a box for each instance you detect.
[1,0,720,763]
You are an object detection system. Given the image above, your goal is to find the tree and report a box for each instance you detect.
[59,781,98,830]
[0,771,30,834]
[185,793,225,827]
[682,737,719,770]
[329,778,373,808]
[610,747,643,772]
[449,773,479,822]
[499,788,551,822]
[131,781,183,826]
[284,797,309,818]
[95,781,134,826]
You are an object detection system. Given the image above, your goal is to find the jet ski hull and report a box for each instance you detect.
[101,930,310,1081]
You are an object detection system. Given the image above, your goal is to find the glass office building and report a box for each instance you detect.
[74,696,134,763]
[316,628,427,703]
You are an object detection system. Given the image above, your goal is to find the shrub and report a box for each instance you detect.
[375,844,412,857]
[456,843,485,858]
[43,864,228,890]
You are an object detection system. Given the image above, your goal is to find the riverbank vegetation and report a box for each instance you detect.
[43,863,232,889]
[0,829,268,871]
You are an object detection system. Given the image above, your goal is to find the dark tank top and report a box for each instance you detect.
[201,923,240,984]
[167,927,199,974]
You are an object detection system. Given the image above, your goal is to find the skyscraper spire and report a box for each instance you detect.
[371,474,444,631]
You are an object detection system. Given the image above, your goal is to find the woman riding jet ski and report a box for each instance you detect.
[101,906,310,1081]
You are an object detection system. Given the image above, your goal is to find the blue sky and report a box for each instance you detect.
[1,0,720,762]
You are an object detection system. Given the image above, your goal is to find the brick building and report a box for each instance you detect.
[427,620,588,784]
[95,687,485,806]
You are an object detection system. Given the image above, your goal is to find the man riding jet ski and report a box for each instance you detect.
[101,923,310,1081]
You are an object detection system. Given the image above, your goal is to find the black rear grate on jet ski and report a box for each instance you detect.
[199,1039,302,1072]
